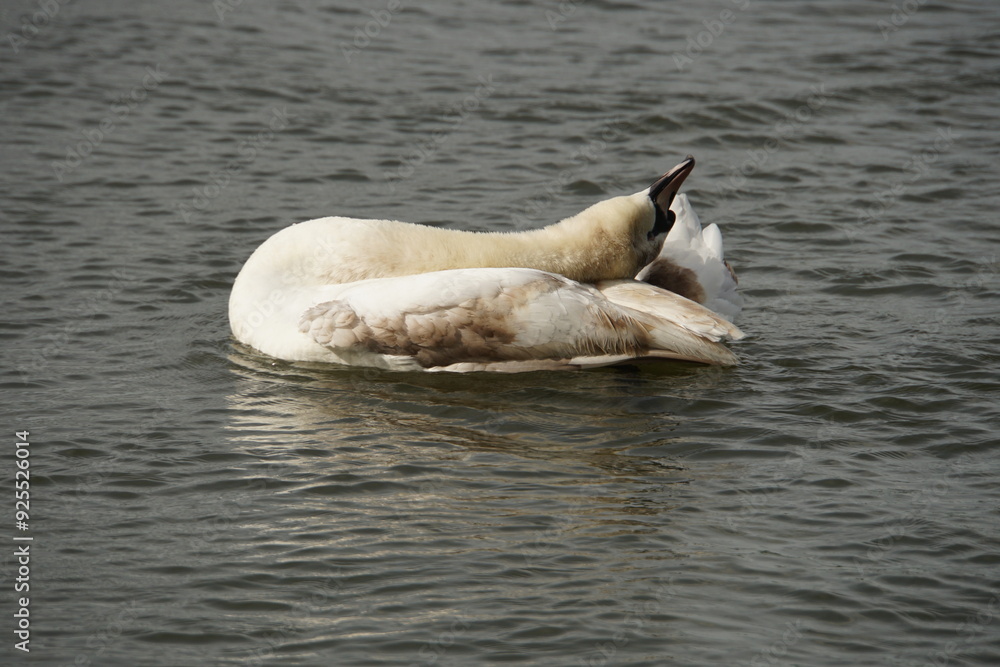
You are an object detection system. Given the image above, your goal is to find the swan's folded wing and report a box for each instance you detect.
[596,279,744,342]
[595,279,744,367]
[298,268,739,371]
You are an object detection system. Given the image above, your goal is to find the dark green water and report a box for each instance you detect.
[2,0,999,665]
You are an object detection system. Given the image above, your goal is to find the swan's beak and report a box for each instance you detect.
[648,156,695,238]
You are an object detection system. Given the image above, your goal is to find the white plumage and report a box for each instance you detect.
[229,158,744,372]
[636,193,744,321]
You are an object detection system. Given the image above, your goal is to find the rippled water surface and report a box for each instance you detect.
[3,0,1000,665]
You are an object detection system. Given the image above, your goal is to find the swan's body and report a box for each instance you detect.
[229,159,744,372]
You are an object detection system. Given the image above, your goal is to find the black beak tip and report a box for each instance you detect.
[648,157,695,237]
[649,156,696,200]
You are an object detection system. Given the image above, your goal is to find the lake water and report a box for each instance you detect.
[2,0,999,665]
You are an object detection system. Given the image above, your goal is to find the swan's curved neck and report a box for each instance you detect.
[455,224,623,283]
[239,192,654,292]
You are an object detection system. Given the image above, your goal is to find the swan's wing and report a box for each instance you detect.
[299,268,739,371]
[596,280,744,342]
[595,279,742,367]
[300,268,644,370]
[636,194,743,320]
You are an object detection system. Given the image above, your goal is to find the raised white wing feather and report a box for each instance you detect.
[636,193,743,320]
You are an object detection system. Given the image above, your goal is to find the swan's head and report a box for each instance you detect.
[555,157,695,280]
[643,156,695,243]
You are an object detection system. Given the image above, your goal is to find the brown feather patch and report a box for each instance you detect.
[300,277,651,369]
[639,259,706,304]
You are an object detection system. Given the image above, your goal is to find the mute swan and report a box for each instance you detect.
[229,157,744,372]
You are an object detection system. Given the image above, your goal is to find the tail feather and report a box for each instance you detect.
[701,223,724,260]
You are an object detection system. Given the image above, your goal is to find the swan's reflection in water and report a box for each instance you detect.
[217,347,750,657]
[225,344,740,479]
[222,344,749,532]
